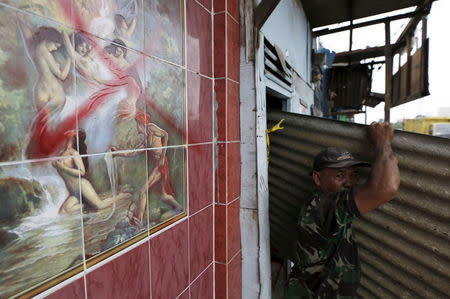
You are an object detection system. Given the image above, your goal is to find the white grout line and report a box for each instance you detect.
[215,195,240,206]
[194,0,212,14]
[228,249,242,265]
[224,2,228,297]
[227,11,239,26]
[213,11,226,16]
[184,1,191,294]
[186,141,215,148]
[190,203,213,218]
[186,68,216,80]
[227,77,240,85]
[189,262,214,287]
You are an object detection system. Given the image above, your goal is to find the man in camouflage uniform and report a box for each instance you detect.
[288,122,400,298]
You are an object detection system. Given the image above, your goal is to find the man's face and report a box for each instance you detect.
[312,167,359,192]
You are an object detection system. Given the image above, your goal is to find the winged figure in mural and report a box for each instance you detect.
[113,0,138,48]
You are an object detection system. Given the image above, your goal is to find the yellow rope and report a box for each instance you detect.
[266,119,285,161]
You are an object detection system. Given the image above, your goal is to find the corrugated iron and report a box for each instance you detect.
[267,111,450,298]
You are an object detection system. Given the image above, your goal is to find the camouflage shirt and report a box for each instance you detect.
[290,189,361,298]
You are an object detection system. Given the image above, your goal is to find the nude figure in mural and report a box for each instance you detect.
[111,111,182,226]
[114,0,138,47]
[63,31,103,84]
[17,17,74,159]
[18,18,72,112]
[56,130,130,215]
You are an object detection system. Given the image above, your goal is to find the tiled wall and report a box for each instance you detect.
[213,0,241,298]
[0,0,240,298]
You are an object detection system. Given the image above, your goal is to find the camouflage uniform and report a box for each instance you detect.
[288,189,361,298]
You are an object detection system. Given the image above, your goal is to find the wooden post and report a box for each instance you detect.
[406,33,412,96]
[384,21,393,122]
[349,20,353,52]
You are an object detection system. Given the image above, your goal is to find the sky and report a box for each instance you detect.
[317,0,450,124]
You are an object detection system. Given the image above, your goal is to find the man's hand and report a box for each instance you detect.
[368,122,394,151]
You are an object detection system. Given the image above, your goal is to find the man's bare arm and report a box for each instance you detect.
[354,122,400,215]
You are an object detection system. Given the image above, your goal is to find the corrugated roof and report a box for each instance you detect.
[267,111,450,297]
[302,0,424,28]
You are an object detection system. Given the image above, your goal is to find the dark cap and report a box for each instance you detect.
[313,147,371,171]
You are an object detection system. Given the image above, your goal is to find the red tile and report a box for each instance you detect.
[214,13,226,78]
[46,278,85,299]
[189,206,213,280]
[227,80,240,141]
[227,15,240,82]
[228,252,242,299]
[151,221,189,299]
[214,0,226,13]
[227,199,241,259]
[178,288,190,299]
[187,0,213,77]
[190,265,213,299]
[215,143,227,203]
[188,72,213,143]
[215,263,227,299]
[215,79,226,141]
[197,0,212,11]
[215,204,226,263]
[228,0,240,22]
[86,243,150,299]
[227,143,241,202]
[189,144,213,214]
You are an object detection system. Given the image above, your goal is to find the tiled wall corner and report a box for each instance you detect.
[213,0,241,296]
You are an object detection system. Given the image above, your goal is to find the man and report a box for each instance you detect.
[112,111,182,226]
[289,122,400,298]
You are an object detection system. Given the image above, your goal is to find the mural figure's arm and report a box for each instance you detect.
[44,43,71,81]
[53,154,85,177]
[126,0,138,37]
[148,123,168,166]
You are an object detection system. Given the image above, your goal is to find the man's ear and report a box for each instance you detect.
[312,171,321,187]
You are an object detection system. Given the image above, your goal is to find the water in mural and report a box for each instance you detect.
[0,0,185,297]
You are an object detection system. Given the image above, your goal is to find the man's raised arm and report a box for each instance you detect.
[354,122,400,215]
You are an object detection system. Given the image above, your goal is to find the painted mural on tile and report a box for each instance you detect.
[143,0,184,64]
[0,160,84,298]
[0,0,186,297]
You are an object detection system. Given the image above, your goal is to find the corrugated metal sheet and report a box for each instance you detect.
[267,111,450,298]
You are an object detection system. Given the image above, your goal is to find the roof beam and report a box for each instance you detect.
[254,0,281,30]
[333,41,405,64]
[313,10,424,37]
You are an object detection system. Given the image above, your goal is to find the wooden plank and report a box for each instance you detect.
[333,42,405,64]
[254,0,281,30]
